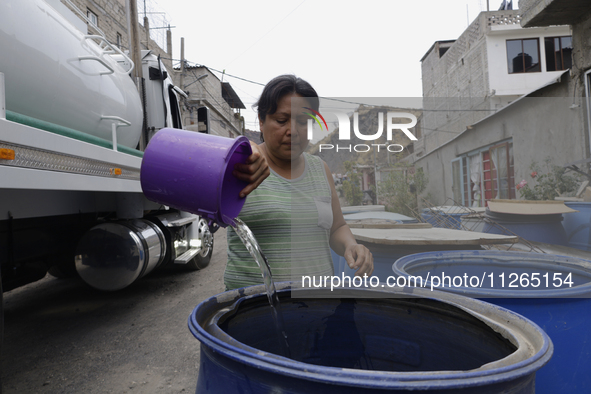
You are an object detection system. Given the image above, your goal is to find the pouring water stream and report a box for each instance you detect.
[232,218,291,358]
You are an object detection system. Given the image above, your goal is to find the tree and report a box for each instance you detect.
[379,166,428,217]
[342,161,363,206]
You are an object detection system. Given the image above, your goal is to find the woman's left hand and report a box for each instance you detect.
[344,244,374,277]
[233,141,270,198]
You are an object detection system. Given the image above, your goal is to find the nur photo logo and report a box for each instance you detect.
[304,102,418,153]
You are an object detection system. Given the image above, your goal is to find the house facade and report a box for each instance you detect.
[413,6,581,207]
[519,0,591,125]
[176,65,245,138]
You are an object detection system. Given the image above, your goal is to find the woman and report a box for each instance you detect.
[226,74,373,290]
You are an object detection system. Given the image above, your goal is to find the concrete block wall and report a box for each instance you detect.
[416,78,586,205]
[571,16,591,89]
[419,11,528,154]
[180,66,243,137]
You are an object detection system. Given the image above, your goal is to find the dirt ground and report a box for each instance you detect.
[1,229,229,394]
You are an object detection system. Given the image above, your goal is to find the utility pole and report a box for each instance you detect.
[126,0,147,150]
[180,37,185,91]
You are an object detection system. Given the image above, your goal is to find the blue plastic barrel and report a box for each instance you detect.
[332,243,483,283]
[563,202,591,251]
[421,206,473,229]
[483,211,568,245]
[188,282,552,393]
[393,250,591,393]
[344,211,418,224]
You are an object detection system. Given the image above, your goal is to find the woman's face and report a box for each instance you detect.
[260,93,310,162]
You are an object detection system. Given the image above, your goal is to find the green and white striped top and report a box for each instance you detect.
[224,153,334,290]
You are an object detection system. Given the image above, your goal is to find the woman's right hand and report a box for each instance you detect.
[233,141,270,198]
[344,243,374,277]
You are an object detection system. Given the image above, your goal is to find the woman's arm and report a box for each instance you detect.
[323,161,374,277]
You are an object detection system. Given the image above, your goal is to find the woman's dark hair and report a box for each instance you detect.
[254,75,319,143]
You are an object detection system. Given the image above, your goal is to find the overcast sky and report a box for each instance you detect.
[143,0,505,131]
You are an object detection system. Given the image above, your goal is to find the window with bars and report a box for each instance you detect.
[544,36,573,72]
[506,38,540,74]
[452,141,515,207]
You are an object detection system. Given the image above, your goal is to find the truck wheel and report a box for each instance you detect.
[185,219,214,271]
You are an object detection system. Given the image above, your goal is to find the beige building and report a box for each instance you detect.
[520,0,591,117]
[416,8,571,158]
[178,65,245,138]
[412,4,584,207]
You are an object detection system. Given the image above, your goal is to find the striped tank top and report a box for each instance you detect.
[224,153,334,290]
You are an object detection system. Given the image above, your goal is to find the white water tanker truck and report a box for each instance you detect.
[0,0,215,302]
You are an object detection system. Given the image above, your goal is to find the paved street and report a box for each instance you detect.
[2,229,228,394]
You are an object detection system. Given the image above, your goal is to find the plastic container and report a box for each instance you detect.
[483,211,568,246]
[188,282,552,393]
[563,202,591,251]
[460,213,486,232]
[421,206,474,229]
[393,250,591,393]
[140,128,252,226]
[332,243,483,283]
[344,211,418,224]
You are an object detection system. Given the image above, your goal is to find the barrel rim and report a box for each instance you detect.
[217,135,251,226]
[393,250,591,298]
[188,282,553,390]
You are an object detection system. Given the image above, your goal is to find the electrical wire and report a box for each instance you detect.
[167,56,499,113]
[165,56,499,136]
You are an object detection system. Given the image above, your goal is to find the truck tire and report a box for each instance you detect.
[185,218,214,271]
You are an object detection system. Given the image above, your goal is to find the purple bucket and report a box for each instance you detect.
[140,128,252,227]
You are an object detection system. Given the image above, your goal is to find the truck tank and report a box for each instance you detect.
[0,0,143,148]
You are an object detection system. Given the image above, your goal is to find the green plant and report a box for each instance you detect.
[517,158,581,200]
[379,166,428,217]
[342,161,363,206]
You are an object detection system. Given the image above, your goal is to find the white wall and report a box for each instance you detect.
[486,24,572,96]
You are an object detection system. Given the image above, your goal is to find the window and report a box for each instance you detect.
[116,33,122,49]
[452,154,483,207]
[545,36,572,71]
[487,142,515,201]
[506,38,540,74]
[87,9,98,26]
[452,159,463,203]
[452,141,515,207]
[167,86,182,130]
